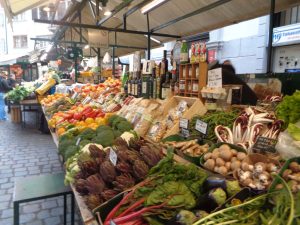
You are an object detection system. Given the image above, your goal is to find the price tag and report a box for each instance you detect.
[207,68,222,88]
[76,137,81,146]
[82,96,92,104]
[195,119,208,135]
[109,148,118,166]
[71,92,79,100]
[179,118,189,129]
[110,220,117,225]
[181,128,190,138]
[252,136,278,154]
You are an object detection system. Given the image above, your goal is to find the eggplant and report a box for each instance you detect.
[197,188,227,212]
[203,175,226,192]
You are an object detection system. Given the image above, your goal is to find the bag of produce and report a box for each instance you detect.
[276,130,300,159]
[36,77,56,95]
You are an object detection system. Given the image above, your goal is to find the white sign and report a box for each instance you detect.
[207,68,222,88]
[76,137,81,146]
[195,119,208,135]
[179,118,189,129]
[88,30,109,48]
[109,148,118,166]
[273,23,300,47]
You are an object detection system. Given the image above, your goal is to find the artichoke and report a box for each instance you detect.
[85,194,103,210]
[128,138,145,151]
[116,161,132,174]
[101,189,119,201]
[85,174,106,194]
[114,137,129,147]
[78,160,98,178]
[75,179,89,195]
[140,145,162,167]
[89,144,106,162]
[99,161,117,183]
[133,160,149,180]
[113,173,135,192]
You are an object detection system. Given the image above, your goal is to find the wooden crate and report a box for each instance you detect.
[10,105,21,123]
[163,96,207,138]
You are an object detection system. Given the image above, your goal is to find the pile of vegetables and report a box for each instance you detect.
[58,115,133,160]
[102,153,243,225]
[5,86,35,103]
[163,139,209,157]
[189,110,239,141]
[70,135,163,210]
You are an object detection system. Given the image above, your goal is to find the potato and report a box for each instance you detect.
[204,159,215,171]
[237,152,247,161]
[203,152,212,161]
[219,148,233,161]
[231,161,241,171]
[216,158,225,167]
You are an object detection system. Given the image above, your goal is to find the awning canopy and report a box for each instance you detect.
[3,0,300,57]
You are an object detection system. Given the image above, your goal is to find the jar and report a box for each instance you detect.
[187,81,192,92]
[179,80,185,92]
[192,81,199,93]
[195,67,199,78]
[189,67,192,78]
[183,67,186,78]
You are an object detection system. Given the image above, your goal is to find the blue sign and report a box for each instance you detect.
[273,23,300,46]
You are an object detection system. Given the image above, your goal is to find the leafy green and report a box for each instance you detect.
[5,86,34,103]
[146,181,196,209]
[288,123,300,141]
[276,90,300,126]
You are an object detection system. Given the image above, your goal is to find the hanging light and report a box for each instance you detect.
[141,0,169,14]
[84,44,90,49]
[103,51,111,64]
[104,10,112,16]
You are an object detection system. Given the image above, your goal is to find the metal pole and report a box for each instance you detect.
[267,0,275,74]
[113,32,117,78]
[78,9,82,43]
[123,15,127,30]
[147,13,151,60]
[97,48,101,82]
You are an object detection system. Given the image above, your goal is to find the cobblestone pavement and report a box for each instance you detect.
[0,114,84,225]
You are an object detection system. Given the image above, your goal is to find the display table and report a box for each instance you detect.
[20,99,41,128]
[42,108,98,225]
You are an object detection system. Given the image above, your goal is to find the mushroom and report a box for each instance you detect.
[231,157,238,163]
[239,170,252,181]
[225,162,231,170]
[282,169,292,181]
[204,152,212,161]
[241,162,250,171]
[214,167,220,173]
[242,178,253,186]
[253,162,266,176]
[218,166,228,176]
[288,180,298,192]
[288,173,300,182]
[219,148,233,161]
[259,172,270,186]
[204,159,215,171]
[216,158,225,167]
[219,144,231,152]
[231,161,241,171]
[211,150,220,160]
[275,184,283,190]
[266,163,278,173]
[289,162,300,173]
[237,152,247,161]
[253,180,266,190]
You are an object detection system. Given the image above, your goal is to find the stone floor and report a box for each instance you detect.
[0,111,83,225]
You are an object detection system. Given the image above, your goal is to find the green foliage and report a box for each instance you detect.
[5,86,34,103]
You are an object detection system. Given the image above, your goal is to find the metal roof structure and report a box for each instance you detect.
[1,0,300,58]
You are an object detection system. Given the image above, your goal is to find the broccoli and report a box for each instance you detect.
[116,121,133,133]
[58,139,76,154]
[113,129,122,138]
[78,128,96,140]
[96,125,112,134]
[92,129,115,147]
[108,114,120,126]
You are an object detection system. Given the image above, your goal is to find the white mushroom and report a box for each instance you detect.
[259,173,270,186]
[239,170,252,181]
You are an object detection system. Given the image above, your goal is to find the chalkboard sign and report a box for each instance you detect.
[252,136,278,154]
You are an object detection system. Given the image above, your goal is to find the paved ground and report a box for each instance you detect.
[0,111,83,225]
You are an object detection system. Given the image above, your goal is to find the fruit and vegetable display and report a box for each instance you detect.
[39,84,300,225]
[69,134,163,210]
[5,85,35,103]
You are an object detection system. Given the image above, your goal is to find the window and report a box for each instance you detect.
[13,12,26,21]
[13,35,28,48]
[0,39,5,53]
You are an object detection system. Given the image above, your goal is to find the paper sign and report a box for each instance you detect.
[181,128,190,138]
[207,68,222,88]
[195,119,208,135]
[109,148,118,166]
[179,118,189,129]
[76,137,81,146]
[252,136,278,154]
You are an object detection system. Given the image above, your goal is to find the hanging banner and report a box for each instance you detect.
[88,30,109,48]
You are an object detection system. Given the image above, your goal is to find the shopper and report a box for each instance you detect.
[209,60,258,105]
[0,72,12,120]
[6,73,17,113]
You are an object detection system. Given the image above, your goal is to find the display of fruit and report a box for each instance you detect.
[41,93,67,106]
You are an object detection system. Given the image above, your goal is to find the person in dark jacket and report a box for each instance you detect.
[0,73,12,120]
[209,60,258,105]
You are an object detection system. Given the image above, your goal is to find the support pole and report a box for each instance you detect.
[97,48,101,82]
[147,13,151,60]
[78,9,82,43]
[113,32,117,78]
[123,15,127,30]
[267,0,275,74]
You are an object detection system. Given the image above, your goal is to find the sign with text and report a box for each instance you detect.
[207,68,222,88]
[273,23,300,47]
[195,119,208,135]
[181,128,190,138]
[179,118,189,129]
[252,136,278,154]
[109,148,118,166]
[88,30,109,48]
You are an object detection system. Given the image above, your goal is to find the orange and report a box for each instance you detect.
[57,127,66,136]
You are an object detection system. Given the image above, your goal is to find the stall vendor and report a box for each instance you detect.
[209,60,258,105]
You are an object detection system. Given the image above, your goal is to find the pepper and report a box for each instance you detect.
[81,106,93,115]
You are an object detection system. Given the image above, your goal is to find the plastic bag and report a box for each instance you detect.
[276,130,300,159]
[55,84,68,94]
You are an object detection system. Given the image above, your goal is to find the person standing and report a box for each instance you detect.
[0,72,12,120]
[6,73,17,113]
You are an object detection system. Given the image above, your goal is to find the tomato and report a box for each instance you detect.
[73,113,82,120]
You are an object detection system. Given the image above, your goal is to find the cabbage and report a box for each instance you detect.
[288,123,300,141]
